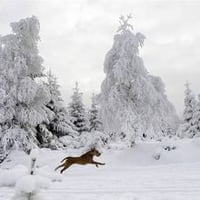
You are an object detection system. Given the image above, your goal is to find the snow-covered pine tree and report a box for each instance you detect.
[192,94,200,137]
[0,16,51,161]
[99,15,179,145]
[89,93,102,131]
[68,82,89,134]
[37,70,78,148]
[179,82,198,138]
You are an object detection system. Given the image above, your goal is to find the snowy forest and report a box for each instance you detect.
[1,15,199,162]
[1,14,200,200]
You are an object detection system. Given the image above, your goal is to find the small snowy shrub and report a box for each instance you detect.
[15,175,50,193]
[163,145,176,151]
[13,149,50,200]
[153,138,177,160]
[0,165,28,187]
[161,138,177,152]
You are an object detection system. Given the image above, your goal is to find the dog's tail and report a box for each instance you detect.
[60,156,70,163]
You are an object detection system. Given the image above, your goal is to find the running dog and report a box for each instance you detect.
[55,148,105,174]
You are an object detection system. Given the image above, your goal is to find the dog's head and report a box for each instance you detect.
[90,148,101,157]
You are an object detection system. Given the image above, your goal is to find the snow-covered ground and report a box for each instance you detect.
[0,139,200,200]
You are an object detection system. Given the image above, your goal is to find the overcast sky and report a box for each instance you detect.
[1,0,200,116]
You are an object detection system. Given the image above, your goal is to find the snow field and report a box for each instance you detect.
[0,139,200,200]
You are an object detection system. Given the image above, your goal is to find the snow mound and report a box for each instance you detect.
[0,163,62,187]
[15,175,50,193]
[0,165,28,187]
[103,139,200,166]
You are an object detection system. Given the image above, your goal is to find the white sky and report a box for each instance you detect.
[1,0,200,116]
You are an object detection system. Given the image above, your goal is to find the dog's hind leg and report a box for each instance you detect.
[60,163,72,174]
[60,156,70,163]
[55,163,65,171]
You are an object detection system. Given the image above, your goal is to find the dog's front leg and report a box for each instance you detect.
[96,161,105,165]
[92,161,105,167]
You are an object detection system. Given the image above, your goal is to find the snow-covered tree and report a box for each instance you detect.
[68,82,89,133]
[99,15,179,144]
[183,82,196,123]
[192,94,200,137]
[178,82,198,138]
[0,16,50,161]
[37,70,78,148]
[89,93,102,131]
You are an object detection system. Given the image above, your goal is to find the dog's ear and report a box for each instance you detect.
[90,145,96,150]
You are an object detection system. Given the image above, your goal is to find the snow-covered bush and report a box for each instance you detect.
[0,127,36,163]
[160,138,177,152]
[0,165,28,187]
[59,131,107,150]
[153,138,177,160]
[13,149,50,200]
[79,131,108,149]
[106,131,135,150]
[14,175,50,200]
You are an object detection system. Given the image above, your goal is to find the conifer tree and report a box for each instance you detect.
[68,82,89,134]
[89,94,102,131]
[192,94,200,137]
[38,70,78,146]
[0,16,51,160]
[99,15,178,144]
[180,82,198,138]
